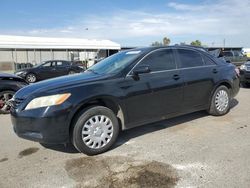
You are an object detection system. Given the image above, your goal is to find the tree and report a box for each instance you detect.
[190,40,202,46]
[151,41,163,47]
[151,36,171,46]
[163,37,171,46]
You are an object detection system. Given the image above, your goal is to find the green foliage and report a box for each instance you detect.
[151,36,171,46]
[163,37,171,46]
[190,40,202,46]
[151,41,163,46]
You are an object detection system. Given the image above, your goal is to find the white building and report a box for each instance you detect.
[0,35,121,71]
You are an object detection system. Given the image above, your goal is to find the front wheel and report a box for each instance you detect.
[208,86,230,116]
[0,90,15,114]
[241,82,250,88]
[71,106,120,155]
[26,73,37,83]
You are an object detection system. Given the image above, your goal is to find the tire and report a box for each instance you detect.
[71,106,120,155]
[68,70,76,75]
[241,82,250,88]
[208,85,230,116]
[0,90,15,114]
[26,73,37,83]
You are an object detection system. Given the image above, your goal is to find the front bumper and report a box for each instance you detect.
[11,104,72,144]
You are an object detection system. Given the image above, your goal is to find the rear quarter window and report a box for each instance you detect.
[177,49,204,68]
[202,55,216,65]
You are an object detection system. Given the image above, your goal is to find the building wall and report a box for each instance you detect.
[0,48,117,72]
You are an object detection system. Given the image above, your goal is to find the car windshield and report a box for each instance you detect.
[86,50,142,74]
[34,61,46,67]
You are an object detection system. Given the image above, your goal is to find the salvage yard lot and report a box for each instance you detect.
[0,88,250,188]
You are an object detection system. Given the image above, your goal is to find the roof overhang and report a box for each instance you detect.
[0,35,121,50]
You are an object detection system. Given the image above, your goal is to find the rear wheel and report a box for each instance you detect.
[71,106,119,155]
[241,82,250,88]
[208,85,230,116]
[0,90,15,114]
[26,73,37,83]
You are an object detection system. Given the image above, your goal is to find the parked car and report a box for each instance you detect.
[222,50,248,67]
[15,60,84,83]
[10,46,240,155]
[0,72,28,114]
[239,61,250,87]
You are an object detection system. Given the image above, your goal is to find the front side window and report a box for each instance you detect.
[139,49,176,72]
[177,49,204,68]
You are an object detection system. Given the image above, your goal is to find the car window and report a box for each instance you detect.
[177,49,204,68]
[139,49,176,72]
[223,51,233,57]
[42,62,51,67]
[202,55,216,65]
[57,61,63,66]
[51,62,56,67]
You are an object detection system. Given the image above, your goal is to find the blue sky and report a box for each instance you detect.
[0,0,250,47]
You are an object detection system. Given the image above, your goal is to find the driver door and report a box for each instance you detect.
[122,48,184,128]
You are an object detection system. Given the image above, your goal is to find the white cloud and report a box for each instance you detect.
[10,0,250,46]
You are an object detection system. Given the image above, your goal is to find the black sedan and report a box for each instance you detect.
[11,46,240,155]
[0,73,27,114]
[15,60,84,83]
[239,61,250,87]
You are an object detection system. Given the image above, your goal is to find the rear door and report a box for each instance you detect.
[55,61,70,76]
[175,48,218,111]
[124,48,183,126]
[39,61,53,79]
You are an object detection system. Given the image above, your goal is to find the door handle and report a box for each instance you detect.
[173,74,180,80]
[213,69,218,74]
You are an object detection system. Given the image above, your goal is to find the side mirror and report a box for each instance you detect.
[132,65,150,76]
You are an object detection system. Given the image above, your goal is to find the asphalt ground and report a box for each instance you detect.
[0,88,250,188]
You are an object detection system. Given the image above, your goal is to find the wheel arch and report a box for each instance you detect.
[68,96,125,139]
[208,80,232,109]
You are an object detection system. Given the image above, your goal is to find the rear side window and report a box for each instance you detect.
[139,49,176,71]
[177,49,204,68]
[202,55,216,65]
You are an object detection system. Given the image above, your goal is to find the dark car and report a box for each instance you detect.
[239,61,250,87]
[10,46,240,155]
[0,72,28,114]
[15,60,84,83]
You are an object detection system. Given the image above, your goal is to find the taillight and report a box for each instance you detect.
[235,67,240,77]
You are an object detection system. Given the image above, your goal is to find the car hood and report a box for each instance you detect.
[15,72,111,99]
[15,68,34,74]
[0,72,22,79]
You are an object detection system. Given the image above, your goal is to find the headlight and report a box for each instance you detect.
[25,93,71,110]
[240,65,246,70]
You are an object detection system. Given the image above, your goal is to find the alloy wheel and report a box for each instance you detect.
[0,91,14,114]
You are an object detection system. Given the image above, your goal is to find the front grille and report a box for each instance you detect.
[246,66,250,71]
